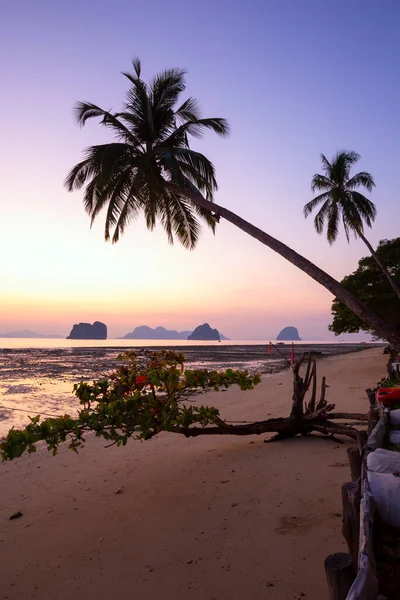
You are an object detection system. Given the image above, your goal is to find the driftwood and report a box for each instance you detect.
[177,353,368,441]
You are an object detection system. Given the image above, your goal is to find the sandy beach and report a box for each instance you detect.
[1,347,386,600]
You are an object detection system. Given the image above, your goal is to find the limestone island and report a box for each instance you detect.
[187,323,222,341]
[276,326,302,341]
[67,321,107,340]
[123,325,192,340]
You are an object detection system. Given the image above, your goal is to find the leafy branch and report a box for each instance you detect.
[1,350,261,461]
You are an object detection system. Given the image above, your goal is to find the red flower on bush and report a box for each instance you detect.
[136,375,147,385]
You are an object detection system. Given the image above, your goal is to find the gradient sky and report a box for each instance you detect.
[1,0,399,339]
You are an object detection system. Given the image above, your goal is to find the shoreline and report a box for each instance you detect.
[0,342,382,436]
[1,347,386,599]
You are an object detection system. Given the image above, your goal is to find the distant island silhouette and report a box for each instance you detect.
[0,330,62,339]
[276,326,302,341]
[188,323,224,341]
[123,324,227,340]
[123,325,192,340]
[67,321,107,340]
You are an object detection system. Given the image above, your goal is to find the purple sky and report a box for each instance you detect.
[1,0,399,339]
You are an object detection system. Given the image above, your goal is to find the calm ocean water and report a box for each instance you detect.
[0,339,381,436]
[0,338,360,349]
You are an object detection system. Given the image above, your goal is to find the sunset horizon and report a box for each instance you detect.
[3,2,400,342]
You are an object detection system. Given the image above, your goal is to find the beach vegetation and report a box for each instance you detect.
[1,350,260,460]
[1,351,367,461]
[329,238,400,337]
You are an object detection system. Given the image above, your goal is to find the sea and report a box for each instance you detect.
[0,338,382,436]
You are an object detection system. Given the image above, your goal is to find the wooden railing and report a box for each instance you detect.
[324,391,382,600]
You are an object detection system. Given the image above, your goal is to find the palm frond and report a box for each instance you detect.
[150,68,186,111]
[326,203,339,243]
[310,174,334,193]
[342,218,352,242]
[331,150,360,183]
[89,169,134,225]
[103,173,145,241]
[303,192,332,217]
[340,150,360,165]
[350,191,377,226]
[162,192,201,250]
[313,199,333,235]
[111,193,141,243]
[65,157,96,191]
[346,171,375,192]
[320,153,331,174]
[65,143,134,216]
[122,57,144,85]
[82,179,100,215]
[131,57,141,78]
[166,148,217,197]
[74,102,107,126]
[175,97,201,123]
[123,79,154,140]
[175,159,215,199]
[192,202,217,233]
[160,118,229,148]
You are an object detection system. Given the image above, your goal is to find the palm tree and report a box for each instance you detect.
[65,59,400,347]
[304,151,400,301]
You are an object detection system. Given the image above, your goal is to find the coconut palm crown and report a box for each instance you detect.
[303,151,376,244]
[65,58,229,249]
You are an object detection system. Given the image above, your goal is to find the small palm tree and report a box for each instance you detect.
[304,151,400,301]
[66,60,400,347]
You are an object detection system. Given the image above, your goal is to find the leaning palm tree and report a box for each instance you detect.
[304,151,400,301]
[65,59,400,347]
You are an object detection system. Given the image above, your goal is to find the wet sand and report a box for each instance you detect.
[1,347,385,600]
[0,342,380,435]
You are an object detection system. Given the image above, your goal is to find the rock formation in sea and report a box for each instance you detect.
[276,326,302,341]
[67,321,107,340]
[123,326,192,340]
[187,323,221,341]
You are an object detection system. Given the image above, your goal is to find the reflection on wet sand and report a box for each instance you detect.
[0,343,380,435]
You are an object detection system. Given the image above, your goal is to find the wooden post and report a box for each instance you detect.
[342,482,361,568]
[356,430,368,455]
[365,389,378,436]
[365,388,376,407]
[347,447,361,483]
[324,552,356,600]
[367,407,379,435]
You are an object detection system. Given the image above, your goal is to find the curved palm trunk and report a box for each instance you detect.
[358,232,400,302]
[167,183,400,347]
